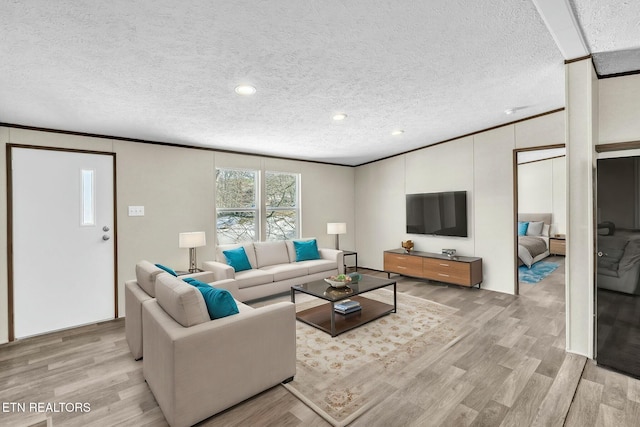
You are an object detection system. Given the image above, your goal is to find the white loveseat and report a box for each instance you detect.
[124,260,220,360]
[203,240,344,302]
[143,273,296,427]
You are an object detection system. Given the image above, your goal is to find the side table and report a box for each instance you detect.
[342,250,357,272]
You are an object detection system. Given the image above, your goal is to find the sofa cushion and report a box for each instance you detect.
[260,263,309,281]
[136,260,164,297]
[297,258,337,275]
[155,274,209,327]
[155,263,178,277]
[184,280,239,319]
[223,247,252,272]
[234,269,275,289]
[254,241,290,268]
[294,239,320,261]
[285,238,316,263]
[217,243,258,269]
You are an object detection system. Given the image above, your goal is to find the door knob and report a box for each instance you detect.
[597,251,603,257]
[103,226,110,232]
[102,235,110,241]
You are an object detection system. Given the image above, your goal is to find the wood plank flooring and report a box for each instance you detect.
[1,259,639,426]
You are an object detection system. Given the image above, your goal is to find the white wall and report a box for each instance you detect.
[355,156,406,269]
[599,74,640,145]
[552,157,566,235]
[355,111,565,294]
[518,157,566,235]
[405,137,475,255]
[0,128,354,344]
[518,160,553,214]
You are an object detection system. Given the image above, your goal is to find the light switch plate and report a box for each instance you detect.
[128,206,145,216]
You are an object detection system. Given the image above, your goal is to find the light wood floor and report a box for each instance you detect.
[1,260,639,426]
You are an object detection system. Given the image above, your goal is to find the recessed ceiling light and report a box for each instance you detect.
[391,130,404,136]
[504,108,516,115]
[235,85,256,96]
[332,113,347,121]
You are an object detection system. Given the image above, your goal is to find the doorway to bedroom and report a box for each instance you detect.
[514,146,566,296]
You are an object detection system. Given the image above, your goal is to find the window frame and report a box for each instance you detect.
[215,167,301,244]
[264,170,301,241]
[215,167,260,243]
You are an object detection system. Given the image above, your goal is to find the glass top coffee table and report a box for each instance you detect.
[291,275,397,337]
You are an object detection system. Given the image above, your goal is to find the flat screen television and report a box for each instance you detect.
[406,191,468,237]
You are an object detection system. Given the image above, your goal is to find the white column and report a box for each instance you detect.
[565,58,598,357]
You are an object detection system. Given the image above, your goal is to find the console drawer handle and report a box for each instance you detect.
[397,257,406,260]
[439,263,449,266]
[438,273,450,277]
[397,266,407,269]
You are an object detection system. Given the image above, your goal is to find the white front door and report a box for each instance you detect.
[11,147,115,339]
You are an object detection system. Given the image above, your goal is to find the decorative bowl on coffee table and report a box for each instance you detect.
[324,277,352,288]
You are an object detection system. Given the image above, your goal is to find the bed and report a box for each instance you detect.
[517,213,551,268]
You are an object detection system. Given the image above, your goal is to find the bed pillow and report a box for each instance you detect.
[517,222,529,236]
[526,221,544,236]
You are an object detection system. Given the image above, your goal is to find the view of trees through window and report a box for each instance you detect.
[266,172,298,241]
[216,168,299,244]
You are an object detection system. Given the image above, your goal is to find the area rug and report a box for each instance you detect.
[518,261,559,284]
[282,289,463,426]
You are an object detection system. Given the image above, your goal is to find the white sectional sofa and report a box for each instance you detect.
[203,239,344,302]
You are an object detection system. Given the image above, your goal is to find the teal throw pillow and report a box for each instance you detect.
[294,239,320,261]
[185,280,239,319]
[155,263,177,277]
[517,222,529,236]
[223,247,252,272]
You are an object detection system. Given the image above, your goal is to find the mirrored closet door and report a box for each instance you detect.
[596,155,640,378]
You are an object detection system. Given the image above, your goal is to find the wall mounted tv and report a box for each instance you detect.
[406,191,468,237]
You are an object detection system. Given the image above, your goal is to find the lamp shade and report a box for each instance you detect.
[327,222,347,235]
[179,231,206,248]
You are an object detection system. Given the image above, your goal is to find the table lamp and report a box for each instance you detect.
[327,222,346,250]
[179,231,206,273]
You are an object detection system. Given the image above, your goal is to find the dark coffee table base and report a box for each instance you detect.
[295,296,395,337]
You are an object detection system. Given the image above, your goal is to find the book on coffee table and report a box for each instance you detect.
[335,300,361,311]
[335,306,362,314]
[335,300,362,314]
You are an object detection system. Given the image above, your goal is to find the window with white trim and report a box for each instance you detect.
[215,168,258,244]
[265,171,299,241]
[215,168,300,243]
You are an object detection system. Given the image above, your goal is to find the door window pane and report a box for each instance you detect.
[81,169,95,226]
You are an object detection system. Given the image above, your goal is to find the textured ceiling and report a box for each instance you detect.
[0,1,632,166]
[571,0,640,75]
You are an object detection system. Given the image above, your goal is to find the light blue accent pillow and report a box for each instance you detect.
[294,239,320,261]
[223,247,252,272]
[517,222,529,236]
[155,263,177,277]
[184,279,239,319]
